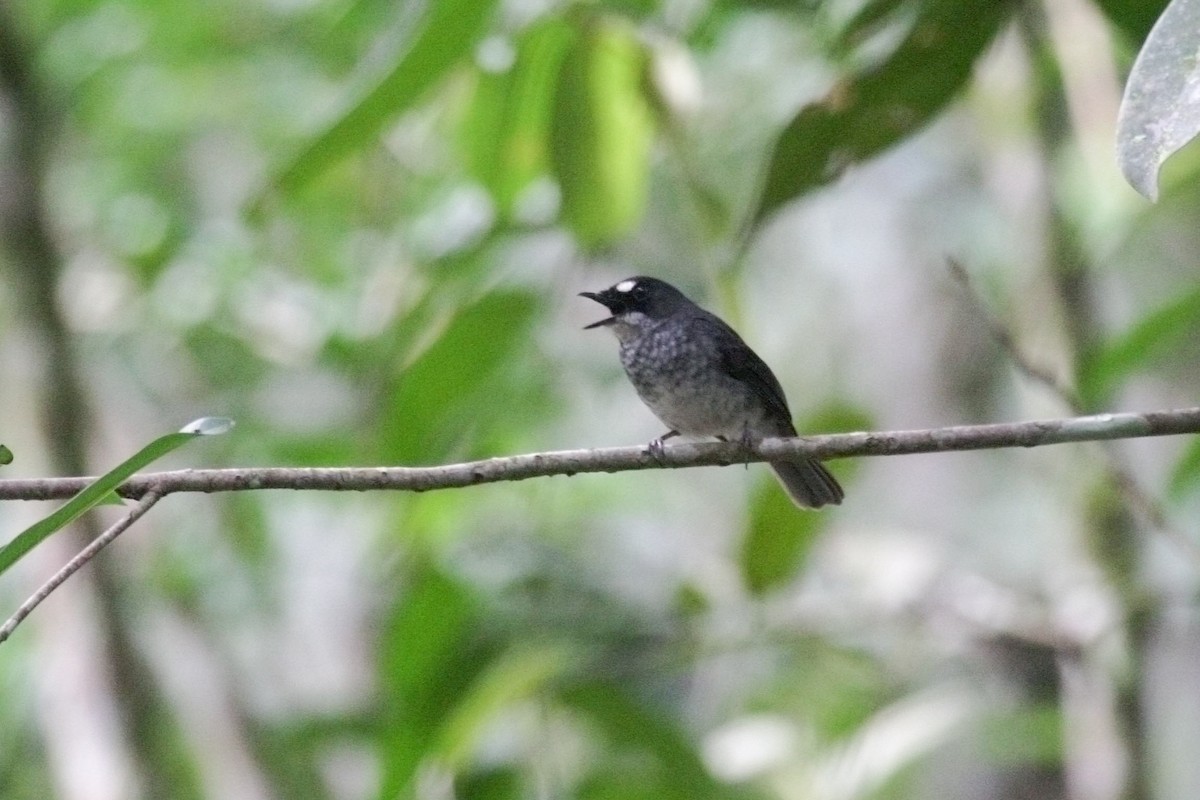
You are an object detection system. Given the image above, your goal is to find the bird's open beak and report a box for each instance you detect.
[579,291,616,329]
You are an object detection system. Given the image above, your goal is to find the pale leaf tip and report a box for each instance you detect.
[180,417,236,436]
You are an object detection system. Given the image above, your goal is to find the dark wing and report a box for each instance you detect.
[692,313,796,432]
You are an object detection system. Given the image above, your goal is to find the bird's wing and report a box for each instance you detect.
[692,313,796,432]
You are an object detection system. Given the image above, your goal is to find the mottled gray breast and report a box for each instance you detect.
[617,312,789,439]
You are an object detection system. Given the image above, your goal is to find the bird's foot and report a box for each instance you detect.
[737,426,756,470]
[647,430,679,464]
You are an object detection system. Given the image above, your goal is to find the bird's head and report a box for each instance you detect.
[579,277,691,331]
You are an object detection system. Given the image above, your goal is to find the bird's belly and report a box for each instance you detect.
[630,371,760,439]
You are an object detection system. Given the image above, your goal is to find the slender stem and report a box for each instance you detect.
[0,491,162,644]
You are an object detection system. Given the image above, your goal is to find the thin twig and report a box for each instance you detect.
[0,490,162,644]
[948,257,1084,406]
[948,259,1199,562]
[0,409,1198,501]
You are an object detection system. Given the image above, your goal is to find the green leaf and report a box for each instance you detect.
[1116,0,1200,200]
[265,0,499,199]
[1079,286,1200,405]
[376,560,495,798]
[979,704,1064,765]
[741,479,826,595]
[752,0,1015,223]
[763,639,893,739]
[464,21,573,217]
[559,681,728,800]
[550,17,655,247]
[1092,0,1169,44]
[382,290,539,464]
[741,403,869,594]
[459,767,523,800]
[0,417,234,578]
[0,445,11,466]
[1168,437,1200,499]
[433,643,572,767]
[377,568,571,797]
[836,0,915,50]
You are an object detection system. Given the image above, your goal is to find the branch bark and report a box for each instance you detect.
[1,408,1198,501]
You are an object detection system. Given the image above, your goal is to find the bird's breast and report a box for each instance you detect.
[617,323,769,439]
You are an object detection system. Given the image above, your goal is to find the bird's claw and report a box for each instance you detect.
[647,430,679,465]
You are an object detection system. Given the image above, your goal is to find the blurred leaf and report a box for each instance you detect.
[767,640,892,739]
[752,0,1015,224]
[0,445,11,466]
[459,767,523,800]
[1093,0,1170,48]
[579,765,682,800]
[979,704,1064,765]
[382,290,539,464]
[741,403,870,594]
[0,418,233,578]
[268,432,361,467]
[464,21,572,217]
[672,581,710,618]
[551,17,655,247]
[375,564,568,798]
[560,681,729,800]
[1116,0,1200,200]
[1167,437,1200,500]
[377,561,495,798]
[221,494,273,569]
[837,0,916,50]
[801,402,874,437]
[434,643,573,767]
[266,0,499,199]
[741,479,826,594]
[1079,286,1200,405]
[184,327,271,391]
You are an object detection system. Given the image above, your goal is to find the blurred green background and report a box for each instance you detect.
[3,0,1200,798]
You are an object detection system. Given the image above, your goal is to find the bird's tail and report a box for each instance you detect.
[770,459,844,509]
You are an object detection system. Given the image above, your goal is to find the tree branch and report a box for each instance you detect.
[1,408,1198,501]
[0,490,162,644]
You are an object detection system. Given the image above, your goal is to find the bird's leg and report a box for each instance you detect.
[738,424,756,470]
[648,430,679,464]
[715,430,754,469]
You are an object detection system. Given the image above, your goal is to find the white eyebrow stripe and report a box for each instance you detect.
[615,279,637,293]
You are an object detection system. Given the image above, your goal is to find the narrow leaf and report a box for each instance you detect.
[464,21,573,216]
[559,681,726,800]
[741,479,825,594]
[376,561,497,798]
[1092,0,1169,43]
[383,291,538,463]
[434,644,572,767]
[0,417,234,577]
[1116,0,1200,200]
[741,404,869,594]
[753,0,1014,223]
[550,17,655,247]
[1079,287,1200,405]
[267,0,499,198]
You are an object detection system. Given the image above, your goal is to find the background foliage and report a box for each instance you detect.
[3,0,1200,798]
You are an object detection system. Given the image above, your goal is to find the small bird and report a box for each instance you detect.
[580,276,843,509]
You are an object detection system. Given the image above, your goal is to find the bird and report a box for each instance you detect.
[580,276,843,509]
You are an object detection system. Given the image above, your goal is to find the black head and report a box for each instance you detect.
[579,277,694,329]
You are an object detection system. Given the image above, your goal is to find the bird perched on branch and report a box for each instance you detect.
[581,276,843,509]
